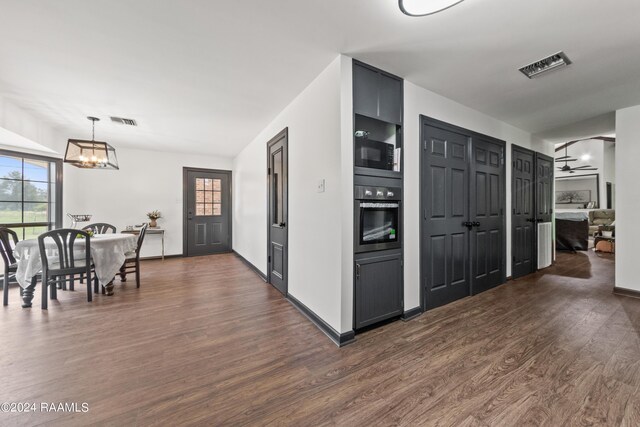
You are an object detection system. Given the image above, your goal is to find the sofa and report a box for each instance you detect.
[588,210,615,236]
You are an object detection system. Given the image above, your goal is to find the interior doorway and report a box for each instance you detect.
[183,168,232,256]
[267,129,288,295]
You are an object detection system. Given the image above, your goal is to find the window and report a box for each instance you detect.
[195,178,222,216]
[0,150,63,240]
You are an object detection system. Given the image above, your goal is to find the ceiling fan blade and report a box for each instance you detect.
[572,165,595,169]
[556,155,572,160]
[555,159,577,162]
[573,168,598,171]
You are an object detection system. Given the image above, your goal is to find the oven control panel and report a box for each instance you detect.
[355,185,402,200]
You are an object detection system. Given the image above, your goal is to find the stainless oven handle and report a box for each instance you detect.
[359,202,400,208]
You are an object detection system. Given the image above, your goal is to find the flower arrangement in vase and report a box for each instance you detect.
[147,210,162,228]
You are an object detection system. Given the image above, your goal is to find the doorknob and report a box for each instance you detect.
[279,222,286,227]
[473,222,480,227]
[463,221,474,229]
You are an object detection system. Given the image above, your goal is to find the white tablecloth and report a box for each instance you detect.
[13,234,138,288]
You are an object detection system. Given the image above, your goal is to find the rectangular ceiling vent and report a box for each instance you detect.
[519,51,572,79]
[110,116,137,126]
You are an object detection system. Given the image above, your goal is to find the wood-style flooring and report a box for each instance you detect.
[1,250,638,426]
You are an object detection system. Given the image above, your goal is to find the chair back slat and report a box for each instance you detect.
[0,227,19,266]
[135,224,148,258]
[83,223,116,234]
[38,229,91,273]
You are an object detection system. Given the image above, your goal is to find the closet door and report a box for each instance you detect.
[512,146,536,279]
[421,120,471,310]
[470,136,506,294]
[535,153,554,223]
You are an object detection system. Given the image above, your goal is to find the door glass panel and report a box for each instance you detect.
[194,177,222,216]
[272,150,283,225]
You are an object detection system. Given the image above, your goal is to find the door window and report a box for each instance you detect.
[272,149,283,225]
[195,178,222,216]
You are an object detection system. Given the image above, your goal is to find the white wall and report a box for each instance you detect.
[402,80,547,311]
[603,141,616,209]
[615,106,640,292]
[232,56,347,333]
[64,147,232,257]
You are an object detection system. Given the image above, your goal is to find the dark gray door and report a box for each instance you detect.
[354,252,403,329]
[184,169,231,256]
[470,136,505,294]
[512,146,535,278]
[421,121,471,310]
[267,129,288,295]
[535,153,554,223]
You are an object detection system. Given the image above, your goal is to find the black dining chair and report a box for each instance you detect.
[38,228,93,309]
[0,227,21,306]
[119,224,148,288]
[82,223,116,234]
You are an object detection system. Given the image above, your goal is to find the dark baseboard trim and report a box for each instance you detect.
[233,250,267,282]
[287,294,355,347]
[613,287,640,299]
[140,254,182,261]
[401,306,423,321]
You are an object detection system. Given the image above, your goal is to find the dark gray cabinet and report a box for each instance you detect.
[353,62,403,125]
[355,252,403,329]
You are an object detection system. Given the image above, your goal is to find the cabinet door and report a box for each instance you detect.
[355,253,403,329]
[378,74,403,125]
[353,63,379,119]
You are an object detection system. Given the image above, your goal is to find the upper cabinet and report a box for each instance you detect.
[353,62,403,125]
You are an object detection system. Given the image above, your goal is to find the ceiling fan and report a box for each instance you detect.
[556,145,597,174]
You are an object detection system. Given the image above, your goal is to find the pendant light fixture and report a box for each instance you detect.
[64,116,119,170]
[398,0,465,16]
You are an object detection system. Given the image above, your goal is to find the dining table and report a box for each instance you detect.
[14,233,138,307]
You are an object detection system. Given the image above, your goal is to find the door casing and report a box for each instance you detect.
[267,128,289,295]
[182,167,233,257]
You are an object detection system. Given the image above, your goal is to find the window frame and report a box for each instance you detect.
[0,148,63,235]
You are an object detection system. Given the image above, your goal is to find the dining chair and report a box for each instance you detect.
[38,228,93,309]
[0,227,21,306]
[119,224,148,288]
[82,223,116,234]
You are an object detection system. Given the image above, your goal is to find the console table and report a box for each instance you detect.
[121,228,166,260]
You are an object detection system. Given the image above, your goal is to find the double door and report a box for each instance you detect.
[421,117,506,311]
[512,146,553,278]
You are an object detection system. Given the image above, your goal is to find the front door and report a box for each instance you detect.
[184,168,231,256]
[267,129,288,295]
[512,146,535,278]
[470,136,505,294]
[421,120,471,310]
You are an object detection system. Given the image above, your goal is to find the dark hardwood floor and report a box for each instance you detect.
[1,250,638,426]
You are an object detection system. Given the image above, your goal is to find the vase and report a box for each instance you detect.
[149,219,158,228]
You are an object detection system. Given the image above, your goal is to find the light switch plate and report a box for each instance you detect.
[317,179,325,193]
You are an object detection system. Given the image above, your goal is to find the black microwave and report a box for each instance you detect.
[355,139,394,171]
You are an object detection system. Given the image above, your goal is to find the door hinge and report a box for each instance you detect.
[268,255,271,263]
[267,167,271,175]
[423,141,428,150]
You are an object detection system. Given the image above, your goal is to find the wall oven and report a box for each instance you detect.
[355,185,401,253]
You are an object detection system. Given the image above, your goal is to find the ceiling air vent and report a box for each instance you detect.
[519,51,572,79]
[110,116,137,126]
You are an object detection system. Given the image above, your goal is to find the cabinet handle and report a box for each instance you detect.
[356,264,361,280]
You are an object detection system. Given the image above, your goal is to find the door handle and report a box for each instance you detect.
[463,221,474,229]
[526,218,535,222]
[279,222,286,228]
[473,222,480,227]
[188,211,193,220]
[536,219,544,223]
[356,264,361,280]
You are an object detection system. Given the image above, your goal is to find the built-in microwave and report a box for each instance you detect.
[354,139,394,171]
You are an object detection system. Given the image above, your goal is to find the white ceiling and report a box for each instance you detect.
[1,0,640,157]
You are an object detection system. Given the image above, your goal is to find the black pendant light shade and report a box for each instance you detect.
[64,117,119,170]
